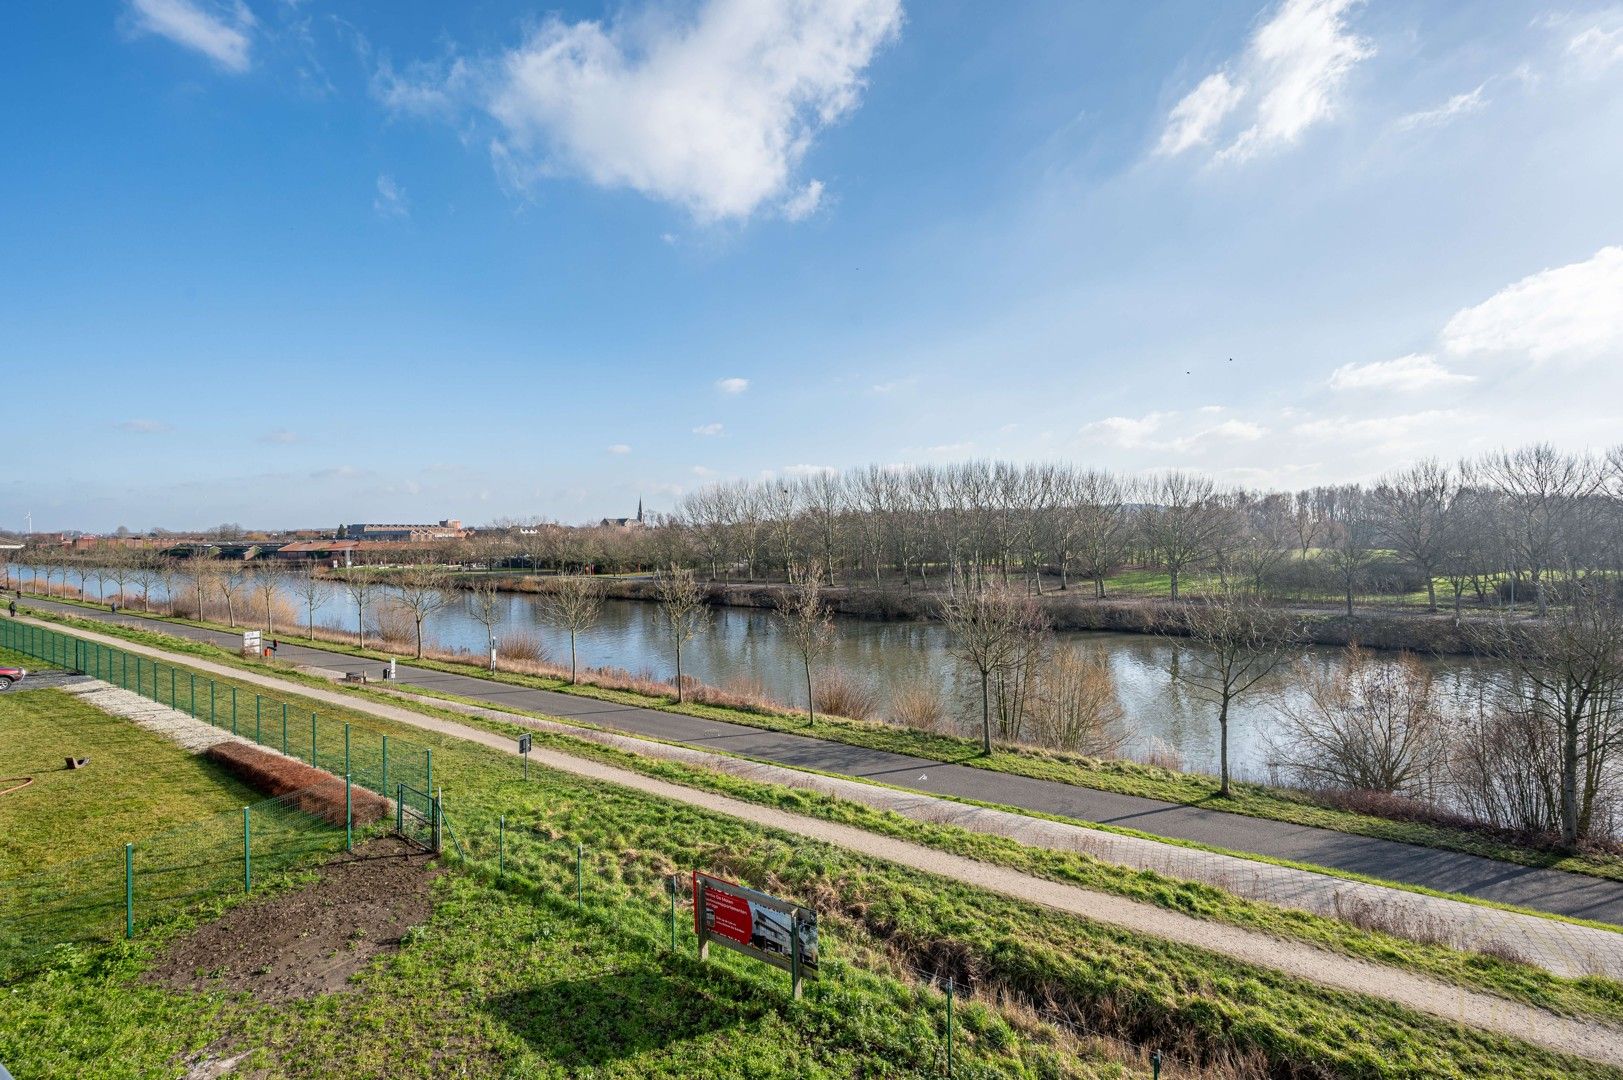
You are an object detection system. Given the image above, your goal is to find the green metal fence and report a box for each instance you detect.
[0,617,433,801]
[0,617,445,979]
[0,785,357,981]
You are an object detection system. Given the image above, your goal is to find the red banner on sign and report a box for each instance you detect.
[701,880,754,946]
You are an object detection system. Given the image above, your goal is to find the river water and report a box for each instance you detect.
[30,567,1493,780]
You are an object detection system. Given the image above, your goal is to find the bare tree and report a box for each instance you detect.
[1139,471,1225,601]
[189,557,221,621]
[342,572,376,651]
[290,567,327,641]
[943,584,1048,754]
[468,578,505,672]
[216,563,248,628]
[1270,647,1447,795]
[395,567,450,659]
[253,569,280,636]
[1028,646,1127,755]
[1322,485,1379,618]
[1472,583,1623,848]
[1169,589,1300,796]
[777,561,835,723]
[654,565,708,702]
[542,575,604,684]
[1373,459,1452,612]
[1468,444,1604,617]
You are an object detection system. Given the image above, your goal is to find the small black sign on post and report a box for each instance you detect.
[518,733,532,780]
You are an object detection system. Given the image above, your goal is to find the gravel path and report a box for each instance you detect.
[26,617,1623,1068]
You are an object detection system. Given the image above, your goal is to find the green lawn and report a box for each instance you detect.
[0,688,258,877]
[4,690,1617,1078]
[6,619,1623,1072]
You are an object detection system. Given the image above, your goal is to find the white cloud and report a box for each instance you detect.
[116,418,171,434]
[869,376,917,395]
[1328,353,1473,391]
[1393,85,1487,132]
[483,0,901,222]
[1158,0,1372,163]
[691,465,718,477]
[1291,409,1460,441]
[1156,72,1244,156]
[782,179,826,221]
[782,463,837,476]
[1442,246,1623,363]
[715,377,750,395]
[1568,21,1623,70]
[1081,410,1266,453]
[1081,412,1170,449]
[373,174,410,218]
[125,0,255,73]
[607,443,632,454]
[259,429,299,444]
[692,422,724,436]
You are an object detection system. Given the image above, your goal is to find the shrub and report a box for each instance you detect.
[887,679,947,732]
[813,669,879,721]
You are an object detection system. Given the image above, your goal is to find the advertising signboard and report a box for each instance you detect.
[692,871,818,997]
[242,630,262,654]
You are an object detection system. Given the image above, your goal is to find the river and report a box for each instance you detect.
[24,566,1494,781]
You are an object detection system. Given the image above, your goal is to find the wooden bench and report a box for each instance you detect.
[342,671,369,685]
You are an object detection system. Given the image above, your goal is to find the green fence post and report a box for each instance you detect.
[122,650,127,688]
[425,750,433,797]
[945,977,954,1078]
[255,696,262,744]
[499,815,505,880]
[396,784,404,834]
[243,807,252,893]
[124,842,135,939]
[344,724,351,785]
[231,686,237,736]
[381,735,389,800]
[432,789,443,855]
[281,704,288,755]
[346,772,353,852]
[169,667,176,708]
[310,713,318,767]
[576,844,583,909]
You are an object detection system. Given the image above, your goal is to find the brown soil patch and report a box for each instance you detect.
[205,741,391,827]
[147,836,438,1002]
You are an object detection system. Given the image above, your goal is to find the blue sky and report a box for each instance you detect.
[4,0,1622,532]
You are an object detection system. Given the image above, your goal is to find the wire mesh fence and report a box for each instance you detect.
[0,617,445,980]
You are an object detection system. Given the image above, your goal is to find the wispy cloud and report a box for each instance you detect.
[607,443,632,455]
[1080,411,1265,453]
[124,0,255,73]
[715,377,750,395]
[692,422,724,436]
[1393,85,1487,132]
[1329,353,1473,391]
[1157,0,1372,163]
[116,418,172,434]
[373,174,410,218]
[258,429,299,445]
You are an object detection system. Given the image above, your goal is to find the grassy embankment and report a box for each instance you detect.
[3,646,1621,1078]
[8,616,1623,1036]
[24,595,1623,885]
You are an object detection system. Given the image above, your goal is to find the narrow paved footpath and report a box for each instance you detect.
[22,597,1623,925]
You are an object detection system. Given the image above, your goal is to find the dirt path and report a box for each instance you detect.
[24,617,1623,1068]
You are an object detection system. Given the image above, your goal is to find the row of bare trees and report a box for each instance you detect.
[453,443,1623,619]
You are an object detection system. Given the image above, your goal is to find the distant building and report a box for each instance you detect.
[339,519,468,542]
[600,500,647,530]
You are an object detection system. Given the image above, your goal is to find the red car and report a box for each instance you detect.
[0,664,25,691]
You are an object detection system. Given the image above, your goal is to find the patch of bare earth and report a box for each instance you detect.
[146,836,438,1003]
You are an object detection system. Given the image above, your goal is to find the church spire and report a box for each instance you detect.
[637,497,644,524]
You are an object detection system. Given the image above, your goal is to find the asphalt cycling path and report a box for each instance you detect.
[25,597,1623,925]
